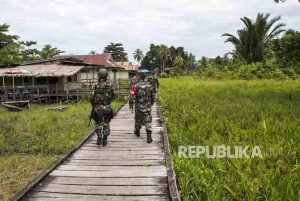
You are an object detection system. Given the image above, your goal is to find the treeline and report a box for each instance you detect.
[0,23,64,66]
[193,13,300,80]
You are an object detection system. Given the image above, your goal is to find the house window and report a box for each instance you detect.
[35,77,47,85]
[67,75,77,82]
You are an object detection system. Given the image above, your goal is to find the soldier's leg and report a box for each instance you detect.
[144,111,153,143]
[129,95,134,111]
[134,110,142,136]
[95,115,104,145]
[102,116,111,146]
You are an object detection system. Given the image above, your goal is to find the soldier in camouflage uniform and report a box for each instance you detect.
[147,71,159,101]
[133,70,154,143]
[128,75,137,113]
[90,69,115,146]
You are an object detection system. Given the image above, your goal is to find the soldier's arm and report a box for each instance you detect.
[156,78,159,89]
[149,85,154,105]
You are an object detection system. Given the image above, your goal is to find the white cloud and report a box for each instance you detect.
[0,0,299,61]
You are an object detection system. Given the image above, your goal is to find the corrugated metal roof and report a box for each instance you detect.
[72,53,123,69]
[0,64,83,77]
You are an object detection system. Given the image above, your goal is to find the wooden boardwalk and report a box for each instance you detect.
[21,102,178,201]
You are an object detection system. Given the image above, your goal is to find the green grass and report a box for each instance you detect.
[159,77,300,201]
[0,100,123,201]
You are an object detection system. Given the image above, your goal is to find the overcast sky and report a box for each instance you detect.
[0,0,299,61]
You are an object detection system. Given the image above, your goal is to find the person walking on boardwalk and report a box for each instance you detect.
[89,69,115,146]
[147,70,159,100]
[128,75,137,113]
[133,69,154,143]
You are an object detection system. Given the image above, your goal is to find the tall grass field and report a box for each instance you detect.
[0,100,122,200]
[159,77,300,201]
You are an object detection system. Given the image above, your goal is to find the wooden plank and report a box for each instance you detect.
[27,193,169,201]
[65,159,165,166]
[70,155,164,160]
[57,165,167,172]
[34,183,168,195]
[75,150,163,155]
[50,170,167,178]
[44,176,167,186]
[79,146,162,151]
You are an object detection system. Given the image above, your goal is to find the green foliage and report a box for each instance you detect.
[0,23,65,65]
[272,29,300,73]
[103,42,128,62]
[141,44,196,73]
[159,77,300,201]
[222,13,285,64]
[133,48,144,64]
[89,50,97,55]
[39,44,65,60]
[0,24,21,65]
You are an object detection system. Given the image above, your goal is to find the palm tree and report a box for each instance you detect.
[222,13,285,63]
[133,49,144,64]
[157,45,170,74]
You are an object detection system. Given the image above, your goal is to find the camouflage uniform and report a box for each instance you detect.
[134,73,154,143]
[90,69,114,146]
[147,73,159,101]
[129,76,137,110]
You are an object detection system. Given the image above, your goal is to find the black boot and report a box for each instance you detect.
[96,135,102,145]
[147,131,153,143]
[102,135,108,146]
[134,129,140,137]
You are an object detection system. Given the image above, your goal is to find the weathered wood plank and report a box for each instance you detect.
[70,155,164,160]
[50,170,167,178]
[27,192,169,201]
[34,183,168,195]
[66,159,164,166]
[57,165,167,172]
[44,176,167,186]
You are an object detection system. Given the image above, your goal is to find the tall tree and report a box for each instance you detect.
[39,44,65,59]
[103,43,128,62]
[133,49,144,64]
[222,13,285,64]
[157,45,170,73]
[89,50,97,55]
[0,23,21,65]
[141,44,161,71]
[273,29,300,73]
[19,40,39,62]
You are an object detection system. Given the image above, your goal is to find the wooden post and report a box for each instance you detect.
[46,77,50,102]
[92,66,95,85]
[32,76,35,100]
[2,76,6,100]
[22,75,25,86]
[56,83,58,103]
[86,66,88,89]
[76,88,79,102]
[37,88,40,103]
[66,81,69,101]
[12,75,15,101]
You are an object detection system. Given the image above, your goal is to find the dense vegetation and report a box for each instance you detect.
[0,24,65,65]
[0,100,122,200]
[103,42,128,62]
[159,77,300,201]
[139,13,299,80]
